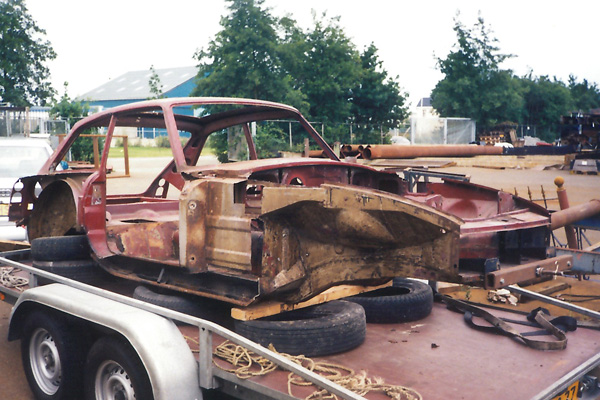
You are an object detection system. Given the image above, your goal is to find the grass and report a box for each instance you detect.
[109,146,173,158]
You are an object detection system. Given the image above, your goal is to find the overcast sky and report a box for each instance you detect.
[27,0,600,109]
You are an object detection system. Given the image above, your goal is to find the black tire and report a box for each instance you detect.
[84,336,154,400]
[33,259,107,284]
[133,285,204,316]
[347,278,433,323]
[31,236,91,261]
[234,300,366,357]
[133,285,233,328]
[21,311,85,400]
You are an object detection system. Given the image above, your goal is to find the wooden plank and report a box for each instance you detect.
[231,281,393,321]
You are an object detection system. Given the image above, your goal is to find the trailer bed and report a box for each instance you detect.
[2,254,600,399]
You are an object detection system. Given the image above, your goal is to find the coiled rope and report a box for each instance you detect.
[0,267,28,291]
[201,339,422,400]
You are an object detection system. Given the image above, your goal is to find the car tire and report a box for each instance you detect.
[32,259,107,285]
[31,236,91,261]
[21,310,85,400]
[234,300,366,357]
[132,285,233,328]
[346,278,433,323]
[84,336,153,400]
[133,285,203,316]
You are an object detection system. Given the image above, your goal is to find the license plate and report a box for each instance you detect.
[552,381,579,400]
[0,203,8,217]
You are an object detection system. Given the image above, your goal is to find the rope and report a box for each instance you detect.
[209,340,422,400]
[0,267,28,291]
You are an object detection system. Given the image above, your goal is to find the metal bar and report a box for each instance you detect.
[198,326,218,389]
[0,255,365,400]
[507,284,600,320]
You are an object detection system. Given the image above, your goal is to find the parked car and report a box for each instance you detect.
[9,98,553,305]
[0,138,54,241]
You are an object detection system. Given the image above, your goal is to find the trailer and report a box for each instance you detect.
[2,247,600,400]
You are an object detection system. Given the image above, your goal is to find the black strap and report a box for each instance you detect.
[441,295,568,350]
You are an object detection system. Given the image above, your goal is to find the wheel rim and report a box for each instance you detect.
[29,328,61,395]
[95,360,136,400]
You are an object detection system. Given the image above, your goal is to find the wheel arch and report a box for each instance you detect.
[9,284,203,400]
[27,177,85,240]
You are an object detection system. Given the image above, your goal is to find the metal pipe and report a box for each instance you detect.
[551,199,600,230]
[508,284,600,320]
[554,176,578,249]
[551,177,600,252]
[341,144,362,157]
[361,144,504,159]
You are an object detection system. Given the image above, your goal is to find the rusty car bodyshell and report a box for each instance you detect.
[9,98,551,305]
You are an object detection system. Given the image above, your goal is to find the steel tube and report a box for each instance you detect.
[508,284,600,320]
[554,176,578,248]
[550,197,600,232]
[361,144,503,159]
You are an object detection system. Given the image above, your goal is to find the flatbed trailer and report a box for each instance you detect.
[2,249,600,400]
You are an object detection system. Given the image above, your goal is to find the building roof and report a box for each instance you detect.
[78,66,197,101]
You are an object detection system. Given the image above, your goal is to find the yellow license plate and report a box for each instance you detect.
[552,381,579,400]
[0,203,9,217]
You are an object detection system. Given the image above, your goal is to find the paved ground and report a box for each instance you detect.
[0,155,598,397]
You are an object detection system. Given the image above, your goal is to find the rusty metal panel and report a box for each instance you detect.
[180,178,253,273]
[107,221,178,261]
[258,184,462,302]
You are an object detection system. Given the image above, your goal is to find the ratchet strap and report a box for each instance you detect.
[440,295,569,350]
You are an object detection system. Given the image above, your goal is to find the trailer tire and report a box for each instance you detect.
[21,311,85,400]
[31,236,91,261]
[234,300,366,357]
[84,336,153,400]
[32,260,107,284]
[346,278,433,323]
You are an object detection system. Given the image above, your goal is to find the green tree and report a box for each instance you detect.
[350,43,409,143]
[148,65,164,99]
[193,0,300,103]
[0,0,56,106]
[568,75,600,113]
[50,83,89,127]
[50,83,97,163]
[431,14,523,128]
[193,0,304,161]
[520,74,573,142]
[300,13,361,128]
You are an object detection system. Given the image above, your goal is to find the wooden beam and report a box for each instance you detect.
[231,281,392,321]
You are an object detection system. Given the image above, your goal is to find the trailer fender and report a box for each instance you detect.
[9,284,202,400]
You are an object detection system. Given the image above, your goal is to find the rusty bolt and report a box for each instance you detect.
[189,201,197,210]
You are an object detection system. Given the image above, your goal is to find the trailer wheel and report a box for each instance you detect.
[31,236,91,261]
[346,278,433,323]
[84,336,153,400]
[234,300,366,357]
[21,311,85,400]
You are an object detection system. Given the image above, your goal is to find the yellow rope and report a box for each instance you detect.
[209,340,423,400]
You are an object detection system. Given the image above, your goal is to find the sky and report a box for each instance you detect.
[26,0,600,109]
